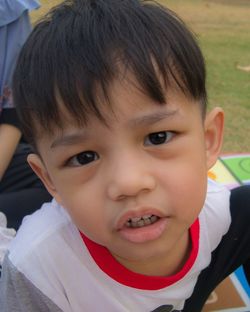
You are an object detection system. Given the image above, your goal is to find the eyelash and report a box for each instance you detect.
[67,151,99,167]
[66,131,175,167]
[144,131,175,146]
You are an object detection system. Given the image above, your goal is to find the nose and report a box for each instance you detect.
[107,154,156,201]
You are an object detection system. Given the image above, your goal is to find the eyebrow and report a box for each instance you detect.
[127,109,179,128]
[50,131,88,149]
[50,109,179,149]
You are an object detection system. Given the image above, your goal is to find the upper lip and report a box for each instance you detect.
[115,207,166,230]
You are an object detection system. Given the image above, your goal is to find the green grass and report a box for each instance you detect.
[31,0,250,152]
[160,0,250,152]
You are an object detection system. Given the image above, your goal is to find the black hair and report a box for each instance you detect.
[13,0,207,147]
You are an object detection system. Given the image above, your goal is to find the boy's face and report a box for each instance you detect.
[29,75,223,276]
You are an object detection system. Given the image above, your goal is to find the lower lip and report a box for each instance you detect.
[118,218,169,243]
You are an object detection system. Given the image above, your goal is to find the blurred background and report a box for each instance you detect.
[30,0,250,153]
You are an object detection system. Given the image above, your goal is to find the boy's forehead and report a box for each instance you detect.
[52,108,179,146]
[45,101,199,150]
[55,75,183,125]
[41,110,179,155]
[36,71,202,150]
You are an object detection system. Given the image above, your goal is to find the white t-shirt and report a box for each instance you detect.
[0,179,232,311]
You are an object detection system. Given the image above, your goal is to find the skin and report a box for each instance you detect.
[28,74,224,277]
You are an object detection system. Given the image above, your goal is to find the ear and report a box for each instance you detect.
[204,107,224,170]
[27,154,63,205]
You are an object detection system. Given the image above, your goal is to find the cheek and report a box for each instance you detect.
[58,185,108,236]
[177,176,207,209]
[62,198,104,242]
[175,172,207,221]
[158,155,208,218]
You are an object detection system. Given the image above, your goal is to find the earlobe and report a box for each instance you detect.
[27,154,62,204]
[204,107,224,170]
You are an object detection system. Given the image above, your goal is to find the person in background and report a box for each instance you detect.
[0,0,52,230]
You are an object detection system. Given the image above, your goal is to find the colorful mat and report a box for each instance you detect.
[203,153,250,311]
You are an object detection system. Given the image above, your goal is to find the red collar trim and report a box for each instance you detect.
[80,219,199,290]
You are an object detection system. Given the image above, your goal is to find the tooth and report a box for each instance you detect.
[126,221,131,227]
[126,215,159,228]
[131,221,138,228]
[131,217,142,222]
[137,220,145,227]
[150,215,158,223]
[144,218,151,225]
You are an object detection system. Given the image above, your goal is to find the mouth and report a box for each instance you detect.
[117,210,168,244]
[125,215,160,228]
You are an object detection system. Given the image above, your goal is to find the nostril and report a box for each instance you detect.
[107,184,128,201]
[107,172,156,201]
[117,194,127,201]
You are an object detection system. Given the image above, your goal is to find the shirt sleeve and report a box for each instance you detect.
[0,254,63,312]
[0,108,20,129]
[183,185,250,311]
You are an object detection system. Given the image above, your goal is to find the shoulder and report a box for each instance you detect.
[199,179,231,251]
[7,199,79,265]
[183,186,250,311]
[200,185,250,268]
[206,178,231,205]
[199,181,250,255]
[2,200,85,311]
[202,179,231,225]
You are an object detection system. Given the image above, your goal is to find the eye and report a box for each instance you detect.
[144,131,175,146]
[67,151,99,166]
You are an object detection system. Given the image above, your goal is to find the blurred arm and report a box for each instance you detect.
[0,124,21,181]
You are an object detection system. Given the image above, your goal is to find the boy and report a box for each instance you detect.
[0,0,249,311]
